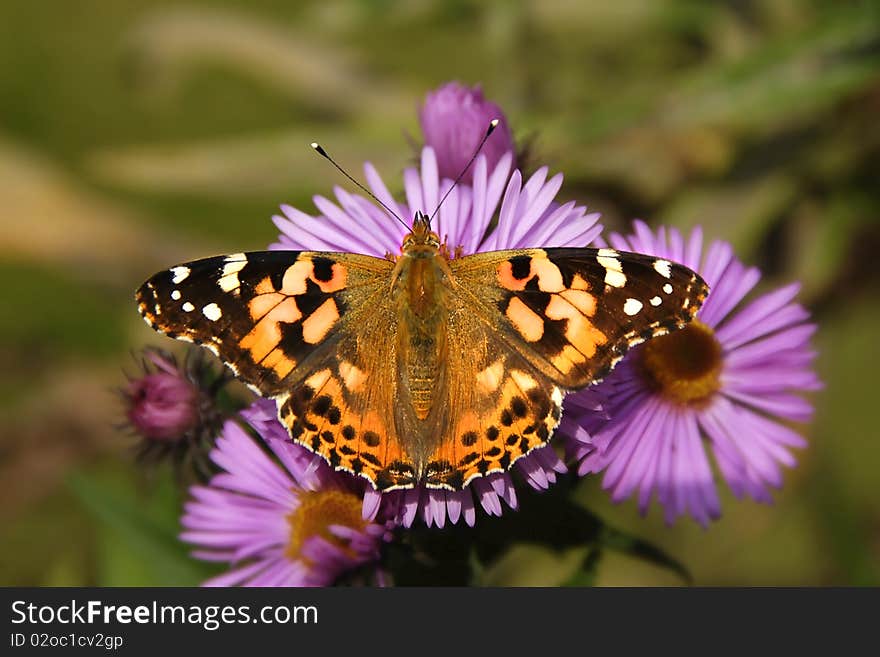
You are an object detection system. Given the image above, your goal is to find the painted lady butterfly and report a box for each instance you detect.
[137,213,708,491]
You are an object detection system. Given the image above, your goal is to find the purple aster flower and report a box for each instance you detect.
[271,146,603,528]
[419,81,515,183]
[180,399,392,586]
[577,221,821,526]
[121,348,225,475]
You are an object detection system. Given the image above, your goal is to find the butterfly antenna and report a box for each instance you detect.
[311,142,411,231]
[428,119,499,228]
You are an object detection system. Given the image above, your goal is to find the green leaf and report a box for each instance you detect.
[561,548,602,587]
[67,467,216,586]
[599,526,692,585]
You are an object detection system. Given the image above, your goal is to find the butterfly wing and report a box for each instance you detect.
[450,246,709,388]
[136,251,415,488]
[419,324,566,489]
[419,246,708,489]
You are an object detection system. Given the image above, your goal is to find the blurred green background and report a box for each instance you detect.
[1,0,878,586]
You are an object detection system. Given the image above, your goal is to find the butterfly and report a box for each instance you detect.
[136,212,708,491]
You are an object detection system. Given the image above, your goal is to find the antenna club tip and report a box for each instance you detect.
[310,142,319,149]
[490,118,500,127]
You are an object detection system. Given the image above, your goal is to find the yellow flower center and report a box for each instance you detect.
[286,489,369,565]
[636,320,723,406]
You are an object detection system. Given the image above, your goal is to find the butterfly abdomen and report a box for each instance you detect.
[393,254,451,424]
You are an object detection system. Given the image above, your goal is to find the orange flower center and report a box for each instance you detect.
[636,320,723,406]
[286,489,368,565]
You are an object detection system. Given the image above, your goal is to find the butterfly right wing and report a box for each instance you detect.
[416,246,708,490]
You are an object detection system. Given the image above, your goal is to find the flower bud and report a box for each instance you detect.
[419,81,515,183]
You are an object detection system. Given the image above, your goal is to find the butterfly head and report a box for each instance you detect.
[401,212,441,257]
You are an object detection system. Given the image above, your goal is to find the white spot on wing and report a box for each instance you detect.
[604,269,627,288]
[597,251,627,288]
[202,303,222,321]
[650,296,662,306]
[653,259,672,279]
[170,266,190,284]
[623,298,643,316]
[182,302,195,312]
[663,283,673,294]
[171,290,181,301]
[218,255,248,293]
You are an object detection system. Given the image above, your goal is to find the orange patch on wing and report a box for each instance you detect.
[358,411,390,457]
[558,289,597,316]
[239,321,281,363]
[239,297,302,361]
[453,411,481,445]
[551,344,588,373]
[570,274,590,291]
[532,259,564,292]
[315,262,347,293]
[506,297,544,342]
[509,369,537,392]
[545,295,606,359]
[476,359,505,393]
[255,276,276,295]
[281,260,314,295]
[262,348,296,379]
[497,261,529,291]
[568,319,606,358]
[301,298,340,344]
[305,368,333,391]
[249,292,285,320]
[338,360,367,392]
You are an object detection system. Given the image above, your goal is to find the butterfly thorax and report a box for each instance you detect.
[390,213,455,428]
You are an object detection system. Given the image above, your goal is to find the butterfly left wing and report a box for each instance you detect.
[136,251,422,490]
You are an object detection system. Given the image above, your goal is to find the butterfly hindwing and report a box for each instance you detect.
[420,335,565,490]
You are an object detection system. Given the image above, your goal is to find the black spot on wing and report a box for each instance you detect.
[295,279,329,316]
[461,431,478,447]
[312,395,332,416]
[509,255,532,280]
[238,256,287,293]
[311,257,335,282]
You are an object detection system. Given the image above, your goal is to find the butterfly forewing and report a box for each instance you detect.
[138,251,369,393]
[450,247,709,389]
